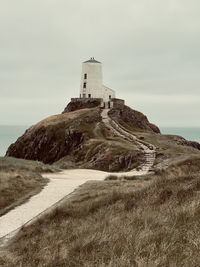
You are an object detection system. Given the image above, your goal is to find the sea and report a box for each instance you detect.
[160,127,200,144]
[0,125,28,157]
[0,125,200,157]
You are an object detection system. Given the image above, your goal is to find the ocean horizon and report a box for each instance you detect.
[160,127,200,144]
[0,125,200,157]
[0,125,28,157]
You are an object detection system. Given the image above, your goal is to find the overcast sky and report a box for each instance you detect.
[0,0,200,127]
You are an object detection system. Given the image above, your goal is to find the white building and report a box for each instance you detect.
[80,57,116,104]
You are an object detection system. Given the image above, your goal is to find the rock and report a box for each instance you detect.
[7,100,199,172]
[81,150,143,172]
[6,106,143,171]
[108,104,160,133]
[6,108,101,164]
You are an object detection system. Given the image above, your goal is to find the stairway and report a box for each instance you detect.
[101,109,156,174]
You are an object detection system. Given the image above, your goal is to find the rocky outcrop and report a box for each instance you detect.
[108,105,160,133]
[6,101,200,172]
[56,146,143,172]
[6,105,146,171]
[6,106,144,171]
[82,151,143,172]
[166,135,200,151]
[63,99,101,113]
[6,109,101,164]
[6,124,84,165]
[63,100,160,134]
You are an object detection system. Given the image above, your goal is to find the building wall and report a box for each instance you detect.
[102,85,116,102]
[71,98,102,104]
[79,59,116,103]
[80,62,103,99]
[112,98,125,108]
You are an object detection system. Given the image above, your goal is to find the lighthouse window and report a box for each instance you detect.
[84,73,87,79]
[83,82,86,88]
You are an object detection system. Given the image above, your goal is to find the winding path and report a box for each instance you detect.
[0,109,156,246]
[101,109,156,174]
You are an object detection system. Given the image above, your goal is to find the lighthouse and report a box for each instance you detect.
[69,57,125,110]
[80,57,115,104]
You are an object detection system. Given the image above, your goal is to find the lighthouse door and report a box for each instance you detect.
[104,102,110,109]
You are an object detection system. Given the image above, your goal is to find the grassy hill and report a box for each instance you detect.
[6,108,144,171]
[1,104,200,266]
[5,105,200,172]
[1,156,200,266]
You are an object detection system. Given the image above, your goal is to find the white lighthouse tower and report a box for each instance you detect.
[80,57,115,104]
[80,57,103,99]
[68,57,124,110]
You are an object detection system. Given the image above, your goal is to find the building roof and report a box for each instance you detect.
[84,57,101,64]
[103,85,115,93]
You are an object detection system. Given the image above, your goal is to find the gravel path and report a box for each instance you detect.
[0,109,156,246]
[0,169,107,246]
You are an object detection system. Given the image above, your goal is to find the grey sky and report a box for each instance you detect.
[0,0,200,126]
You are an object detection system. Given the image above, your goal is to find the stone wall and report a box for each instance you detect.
[111,98,125,108]
[71,98,102,103]
[63,97,125,113]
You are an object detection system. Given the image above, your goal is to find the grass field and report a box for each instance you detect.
[1,156,200,267]
[0,157,58,215]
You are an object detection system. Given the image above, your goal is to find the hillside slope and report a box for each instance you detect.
[6,103,200,172]
[6,104,159,171]
[1,156,200,267]
[1,103,200,266]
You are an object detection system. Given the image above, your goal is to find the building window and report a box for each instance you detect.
[83,82,86,88]
[83,94,86,98]
[88,94,91,98]
[84,73,87,79]
[109,95,111,99]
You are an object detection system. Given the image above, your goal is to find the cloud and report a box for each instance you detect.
[0,0,200,126]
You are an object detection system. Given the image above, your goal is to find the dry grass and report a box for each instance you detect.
[28,108,91,131]
[139,131,199,155]
[53,109,141,171]
[0,171,47,216]
[56,137,142,172]
[106,174,152,181]
[1,157,200,266]
[0,157,59,173]
[0,157,57,215]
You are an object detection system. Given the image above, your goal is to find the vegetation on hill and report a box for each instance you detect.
[108,104,160,133]
[62,99,101,112]
[0,157,57,216]
[1,156,200,266]
[1,103,200,266]
[132,131,200,170]
[6,108,97,164]
[6,106,148,171]
[6,102,200,173]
